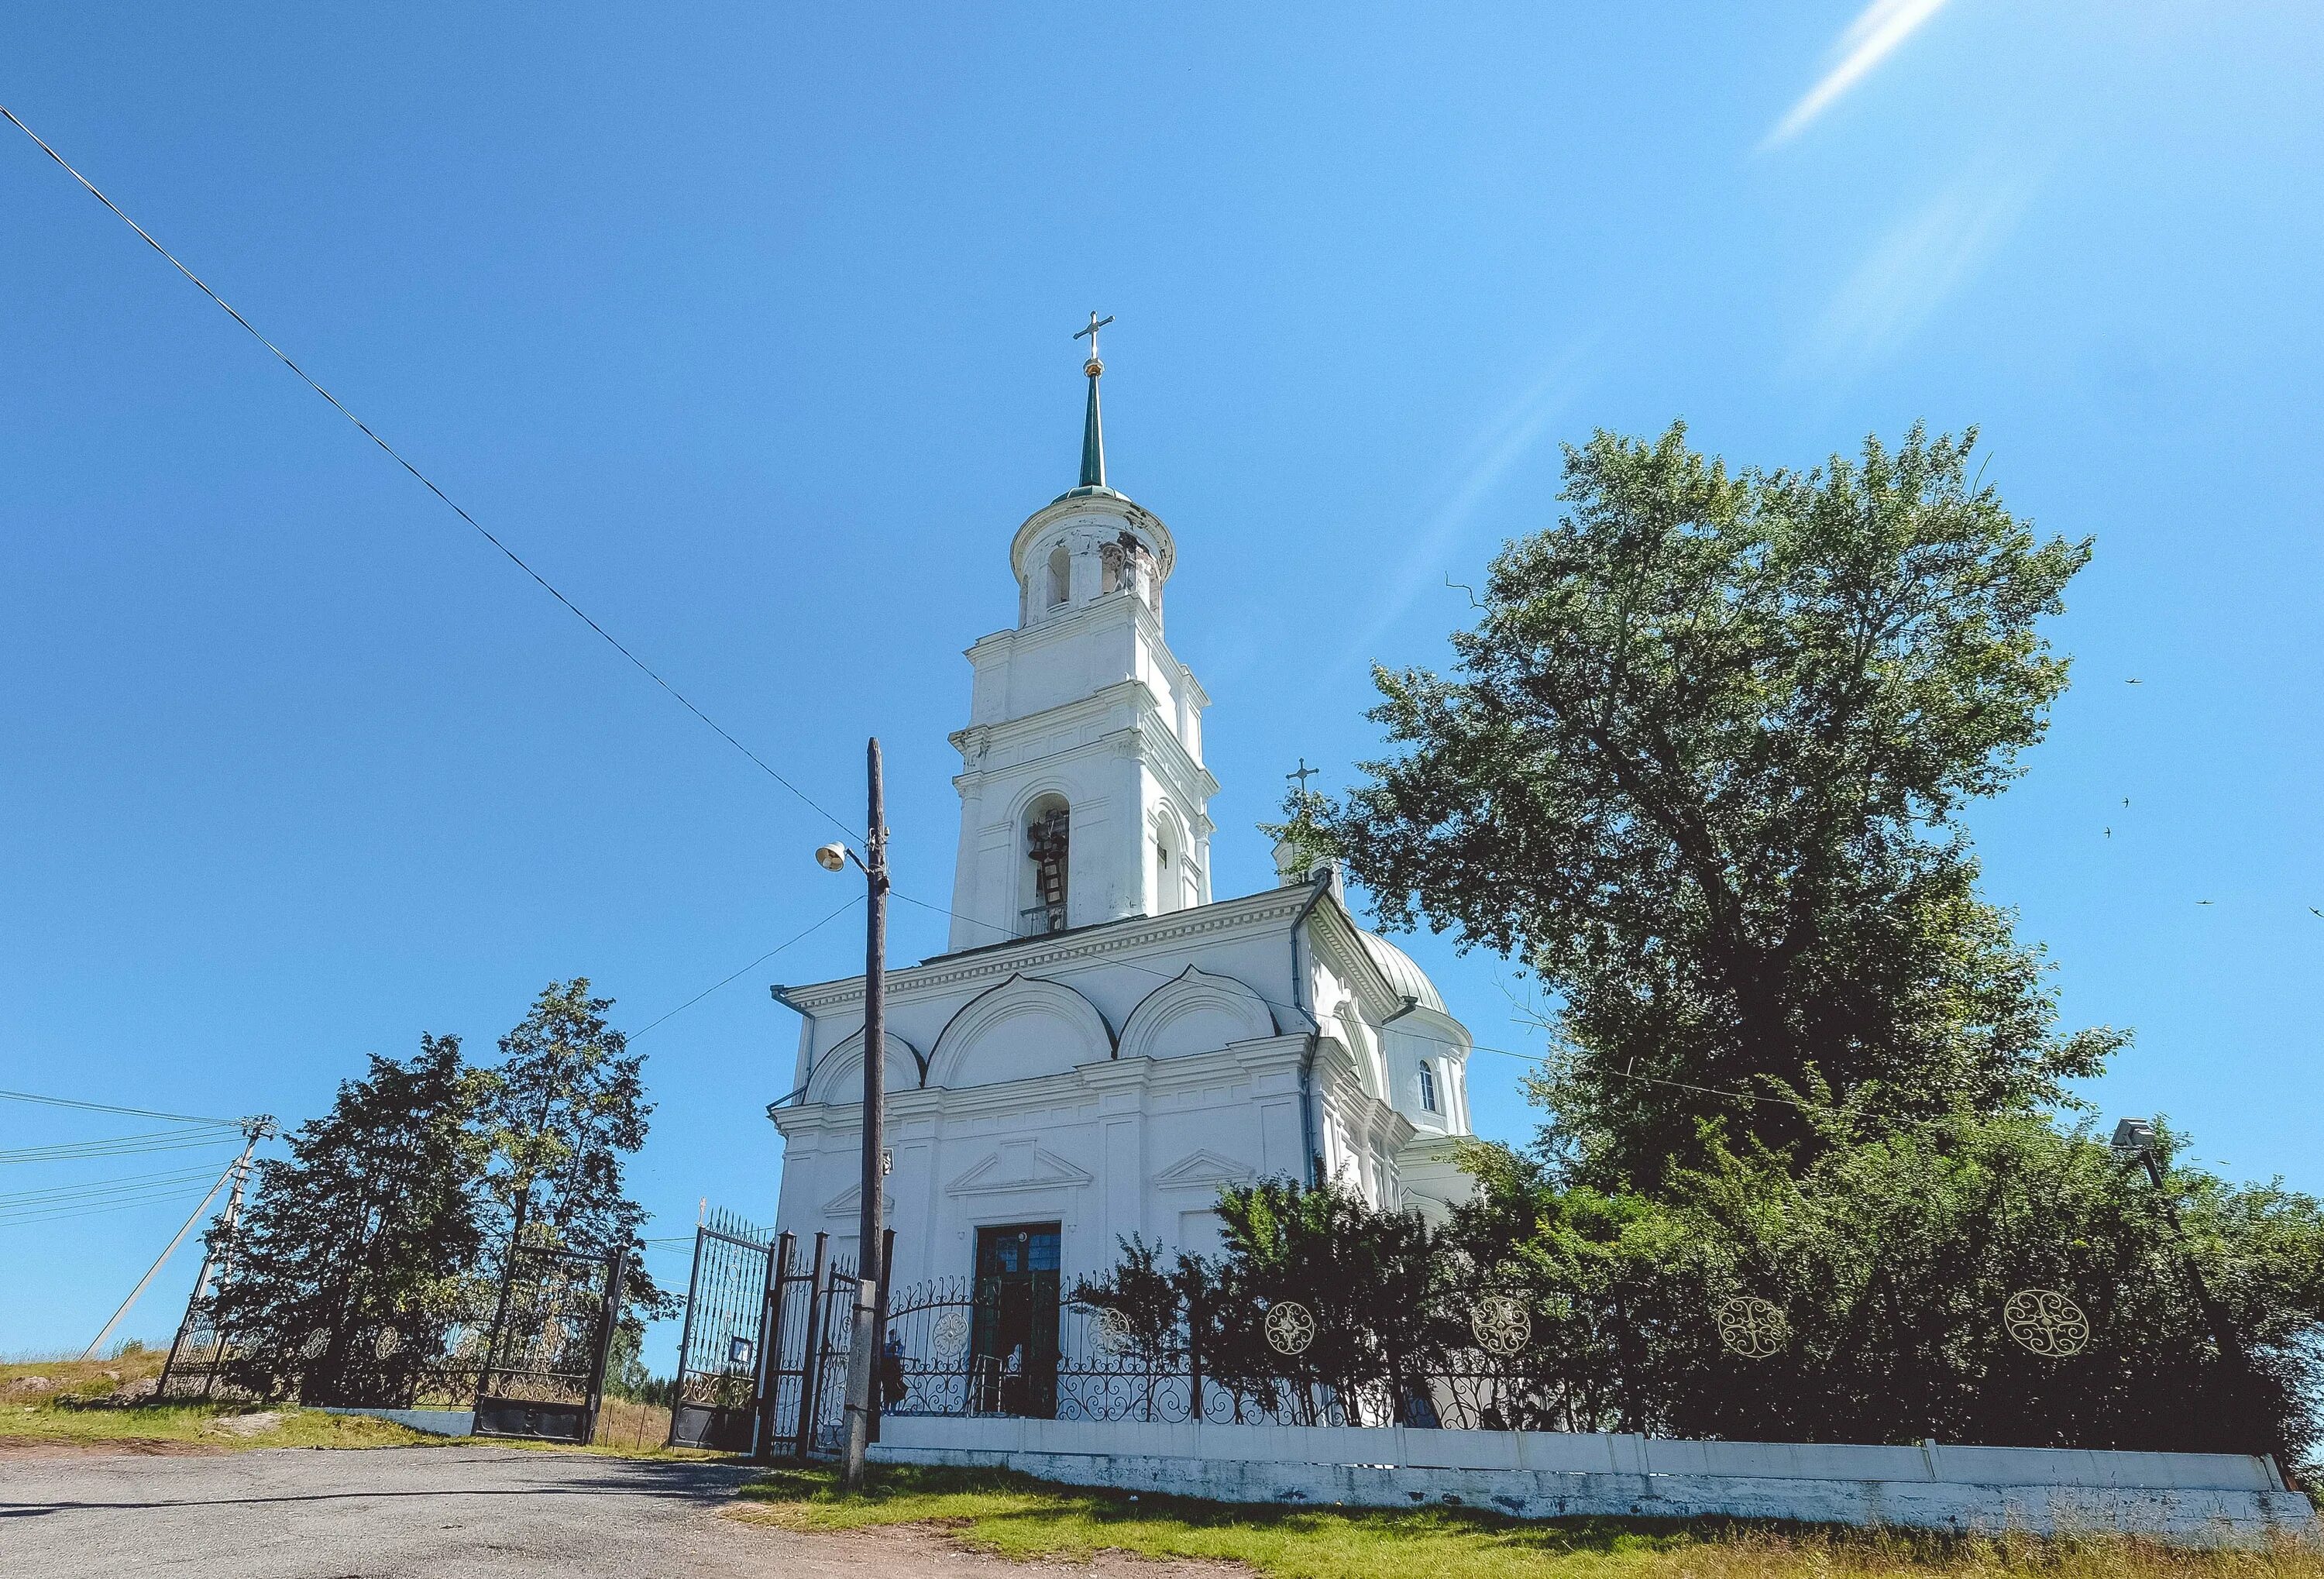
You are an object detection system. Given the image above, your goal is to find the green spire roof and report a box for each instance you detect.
[1078,361,1106,490]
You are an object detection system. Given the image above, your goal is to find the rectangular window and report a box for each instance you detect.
[1418,1063,1438,1113]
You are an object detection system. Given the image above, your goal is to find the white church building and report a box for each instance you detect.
[766,329,1474,1296]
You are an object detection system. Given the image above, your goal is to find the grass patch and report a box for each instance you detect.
[0,1398,435,1451]
[1,1351,706,1459]
[733,1463,2324,1578]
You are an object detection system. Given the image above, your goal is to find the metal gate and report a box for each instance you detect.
[669,1210,775,1451]
[751,1231,868,1459]
[472,1244,627,1444]
[663,1226,895,1459]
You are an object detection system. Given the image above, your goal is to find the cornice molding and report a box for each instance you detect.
[768,1037,1307,1137]
[785,886,1316,1013]
[950,679,1218,806]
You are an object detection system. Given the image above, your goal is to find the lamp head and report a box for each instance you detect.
[2111,1116,2158,1158]
[814,842,850,873]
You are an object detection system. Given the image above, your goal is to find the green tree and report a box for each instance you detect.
[1332,421,2120,1180]
[485,978,669,1319]
[206,1035,490,1403]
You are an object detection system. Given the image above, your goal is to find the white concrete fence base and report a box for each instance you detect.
[318,1405,475,1437]
[870,1418,2319,1549]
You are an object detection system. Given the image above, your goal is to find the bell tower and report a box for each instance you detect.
[944,318,1217,951]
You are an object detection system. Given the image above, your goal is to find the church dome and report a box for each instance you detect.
[1358,931,1446,1017]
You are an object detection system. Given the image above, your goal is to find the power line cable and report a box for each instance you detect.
[631,894,864,1042]
[0,1088,249,1127]
[0,1185,228,1227]
[0,1167,232,1218]
[0,102,860,845]
[0,1129,248,1165]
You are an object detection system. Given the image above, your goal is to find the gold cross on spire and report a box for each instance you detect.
[1073,311,1114,374]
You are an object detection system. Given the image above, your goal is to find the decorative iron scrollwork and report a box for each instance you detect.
[1263,1300,1316,1356]
[1469,1295,1531,1357]
[1092,1306,1137,1357]
[2003,1288,2089,1357]
[1714,1295,1787,1358]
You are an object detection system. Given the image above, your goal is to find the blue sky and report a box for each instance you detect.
[4,4,2319,1367]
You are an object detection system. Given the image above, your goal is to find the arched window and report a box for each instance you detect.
[1418,1061,1439,1113]
[1023,795,1069,935]
[1152,824,1174,915]
[1047,545,1071,607]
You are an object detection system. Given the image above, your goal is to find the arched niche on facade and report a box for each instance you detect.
[805,1029,926,1106]
[1117,966,1279,1063]
[925,974,1113,1089]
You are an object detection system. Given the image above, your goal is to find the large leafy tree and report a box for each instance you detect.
[206,1035,491,1403]
[1333,421,2120,1179]
[485,978,667,1316]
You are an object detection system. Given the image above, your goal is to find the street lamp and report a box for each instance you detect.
[820,741,889,1491]
[2109,1117,2161,1185]
[2111,1114,2260,1454]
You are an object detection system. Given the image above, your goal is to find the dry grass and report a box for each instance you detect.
[1,1343,173,1405]
[593,1395,676,1454]
[734,1464,2324,1579]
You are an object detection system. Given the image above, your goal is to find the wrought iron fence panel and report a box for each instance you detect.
[758,1239,821,1455]
[159,1293,497,1409]
[795,1253,859,1457]
[882,1274,980,1417]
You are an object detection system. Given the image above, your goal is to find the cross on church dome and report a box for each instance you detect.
[1071,311,1112,491]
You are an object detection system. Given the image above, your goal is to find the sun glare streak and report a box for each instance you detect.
[1763,0,1952,150]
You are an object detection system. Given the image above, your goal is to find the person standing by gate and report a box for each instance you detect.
[882,1330,906,1412]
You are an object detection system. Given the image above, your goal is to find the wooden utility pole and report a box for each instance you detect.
[840,738,889,1488]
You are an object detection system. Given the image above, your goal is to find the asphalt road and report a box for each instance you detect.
[0,1445,1083,1578]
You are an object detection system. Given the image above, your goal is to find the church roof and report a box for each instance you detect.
[1356,930,1446,1017]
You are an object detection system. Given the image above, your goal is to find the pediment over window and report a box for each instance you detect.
[820,1183,897,1218]
[943,1138,1094,1196]
[1152,1147,1257,1193]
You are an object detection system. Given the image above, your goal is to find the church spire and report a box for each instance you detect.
[1072,311,1114,490]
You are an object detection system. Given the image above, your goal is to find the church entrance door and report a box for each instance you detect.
[969,1223,1060,1417]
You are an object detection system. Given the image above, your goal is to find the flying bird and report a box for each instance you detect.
[2309,907,2322,921]
[2197,900,2215,906]
[2103,827,2111,838]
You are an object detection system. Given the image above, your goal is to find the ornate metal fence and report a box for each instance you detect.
[867,1278,1622,1431]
